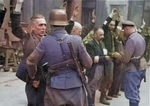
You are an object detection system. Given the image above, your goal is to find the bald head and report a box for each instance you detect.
[71,22,82,36]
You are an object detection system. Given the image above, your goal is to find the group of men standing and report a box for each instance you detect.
[0,0,148,106]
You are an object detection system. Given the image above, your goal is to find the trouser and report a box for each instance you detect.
[108,63,126,95]
[25,80,46,106]
[44,86,87,106]
[100,76,113,97]
[87,65,104,105]
[99,60,113,98]
[124,70,146,106]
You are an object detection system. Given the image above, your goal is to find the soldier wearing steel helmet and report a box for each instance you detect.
[26,9,92,106]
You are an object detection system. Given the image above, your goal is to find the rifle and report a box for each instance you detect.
[67,41,92,99]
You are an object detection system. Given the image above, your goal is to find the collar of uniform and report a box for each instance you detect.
[51,29,68,40]
[129,32,137,39]
[52,29,67,34]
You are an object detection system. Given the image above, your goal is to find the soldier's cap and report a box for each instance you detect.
[122,21,135,29]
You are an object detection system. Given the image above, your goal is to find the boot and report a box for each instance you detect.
[108,93,118,98]
[106,96,113,100]
[117,93,121,96]
[99,96,110,105]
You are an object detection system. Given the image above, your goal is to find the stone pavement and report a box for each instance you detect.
[0,67,149,106]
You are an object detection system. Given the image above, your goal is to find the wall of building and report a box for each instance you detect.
[95,0,107,27]
[128,0,144,28]
[22,0,64,23]
[82,0,129,27]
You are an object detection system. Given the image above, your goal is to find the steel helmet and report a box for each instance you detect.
[49,9,68,26]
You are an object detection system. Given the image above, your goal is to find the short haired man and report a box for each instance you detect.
[10,0,47,105]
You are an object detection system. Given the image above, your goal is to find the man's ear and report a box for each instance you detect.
[31,25,35,31]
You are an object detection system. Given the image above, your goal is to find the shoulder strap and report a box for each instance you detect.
[51,34,68,60]
[52,34,68,44]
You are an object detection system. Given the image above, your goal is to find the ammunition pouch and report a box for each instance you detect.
[130,56,143,71]
[130,59,140,71]
[49,59,75,72]
[46,59,76,86]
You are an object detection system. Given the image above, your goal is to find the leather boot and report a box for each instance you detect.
[117,93,121,96]
[108,93,118,98]
[106,96,113,100]
[99,96,110,105]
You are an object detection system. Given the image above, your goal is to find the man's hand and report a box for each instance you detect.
[112,52,122,59]
[105,56,112,60]
[112,8,117,16]
[141,19,145,29]
[32,80,40,88]
[0,0,4,10]
[109,8,117,18]
[60,1,67,11]
[92,9,96,23]
[70,5,79,21]
[112,8,120,21]
[14,0,24,12]
[17,0,24,4]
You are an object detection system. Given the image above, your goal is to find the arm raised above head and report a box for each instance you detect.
[70,5,79,21]
[14,0,24,13]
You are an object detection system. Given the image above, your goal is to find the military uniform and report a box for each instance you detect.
[121,21,147,106]
[26,28,92,106]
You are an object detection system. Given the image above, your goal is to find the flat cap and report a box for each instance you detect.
[122,21,135,27]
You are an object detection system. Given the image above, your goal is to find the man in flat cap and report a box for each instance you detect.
[122,21,135,28]
[120,20,147,106]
